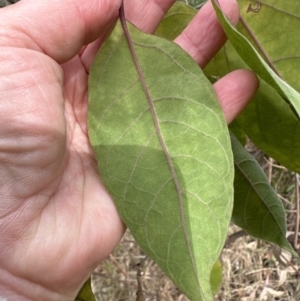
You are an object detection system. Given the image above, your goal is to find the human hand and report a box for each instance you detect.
[0,0,258,300]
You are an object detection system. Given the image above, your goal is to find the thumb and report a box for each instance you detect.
[0,0,121,63]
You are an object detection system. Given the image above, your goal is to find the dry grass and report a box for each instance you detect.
[219,226,300,301]
[92,231,189,301]
[92,228,300,301]
[92,149,300,301]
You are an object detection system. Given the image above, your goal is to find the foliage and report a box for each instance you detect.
[75,279,96,301]
[178,0,207,10]
[82,0,300,300]
[230,132,293,253]
[0,0,19,8]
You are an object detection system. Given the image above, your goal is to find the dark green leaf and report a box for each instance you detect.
[237,80,300,174]
[75,278,96,301]
[228,120,246,146]
[210,260,222,296]
[177,0,207,10]
[230,133,296,256]
[88,20,233,301]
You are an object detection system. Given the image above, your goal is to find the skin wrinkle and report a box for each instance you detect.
[0,132,61,160]
[0,198,24,226]
[0,267,68,301]
[1,191,52,232]
[0,211,28,244]
[199,10,225,64]
[56,3,86,58]
[0,56,64,135]
[34,5,74,60]
[62,56,89,136]
[0,122,66,199]
[76,0,90,41]
[153,0,176,12]
[181,9,219,53]
[2,92,49,122]
[1,72,66,199]
[0,12,42,53]
[1,215,45,275]
[4,168,54,200]
[0,52,64,108]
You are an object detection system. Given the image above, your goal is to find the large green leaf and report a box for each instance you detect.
[231,133,296,256]
[212,0,300,119]
[88,19,233,301]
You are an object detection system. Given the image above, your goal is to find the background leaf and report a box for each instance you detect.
[237,0,300,93]
[235,0,300,173]
[155,2,196,41]
[204,1,300,174]
[177,0,207,10]
[230,133,296,256]
[210,260,222,296]
[88,20,233,301]
[75,278,96,301]
[228,120,246,146]
[212,0,300,119]
[237,80,300,174]
[204,40,300,174]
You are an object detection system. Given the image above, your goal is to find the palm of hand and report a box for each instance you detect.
[0,47,124,298]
